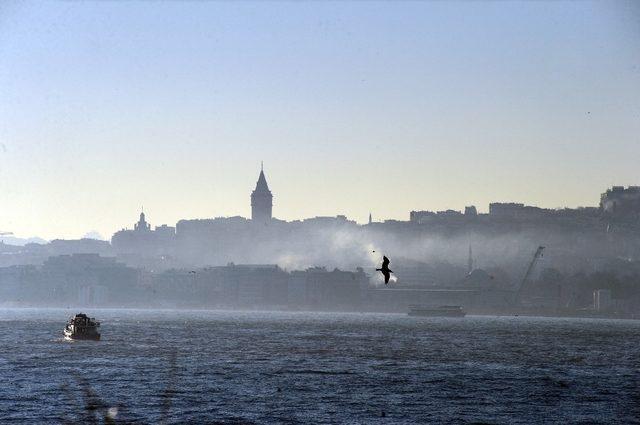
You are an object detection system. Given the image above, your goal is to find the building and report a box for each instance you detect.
[600,186,640,218]
[157,263,289,308]
[111,210,175,259]
[464,206,478,217]
[47,238,112,256]
[134,211,151,232]
[288,267,367,310]
[409,210,436,223]
[39,254,139,306]
[251,164,273,223]
[489,202,525,217]
[593,289,613,312]
[489,203,550,220]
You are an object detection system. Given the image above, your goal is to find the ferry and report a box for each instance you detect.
[408,305,466,317]
[63,313,101,340]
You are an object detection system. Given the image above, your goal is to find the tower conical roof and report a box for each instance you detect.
[255,169,270,192]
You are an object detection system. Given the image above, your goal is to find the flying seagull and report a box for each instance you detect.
[376,255,393,284]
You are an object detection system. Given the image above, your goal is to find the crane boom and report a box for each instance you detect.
[516,246,545,303]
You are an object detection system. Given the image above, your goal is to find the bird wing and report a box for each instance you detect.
[383,271,390,284]
[382,256,390,268]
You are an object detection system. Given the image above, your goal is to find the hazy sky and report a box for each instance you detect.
[1,1,639,240]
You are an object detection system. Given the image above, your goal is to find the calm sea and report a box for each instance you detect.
[0,308,638,424]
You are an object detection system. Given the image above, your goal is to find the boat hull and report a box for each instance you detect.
[63,329,100,341]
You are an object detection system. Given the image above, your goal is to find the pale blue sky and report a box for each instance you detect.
[0,1,639,239]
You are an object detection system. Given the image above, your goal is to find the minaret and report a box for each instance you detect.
[251,163,273,223]
[467,244,473,274]
[368,212,372,224]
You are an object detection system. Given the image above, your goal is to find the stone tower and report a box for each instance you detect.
[251,163,273,223]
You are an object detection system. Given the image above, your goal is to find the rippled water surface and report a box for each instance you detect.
[0,309,639,424]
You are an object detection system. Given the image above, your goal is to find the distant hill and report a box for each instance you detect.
[0,236,48,246]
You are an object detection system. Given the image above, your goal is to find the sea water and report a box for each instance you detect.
[0,308,638,424]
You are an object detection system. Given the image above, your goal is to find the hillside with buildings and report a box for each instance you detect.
[1,168,640,316]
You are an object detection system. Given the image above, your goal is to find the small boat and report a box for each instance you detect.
[408,305,466,317]
[63,313,101,340]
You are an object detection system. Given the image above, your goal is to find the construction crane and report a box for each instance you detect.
[515,246,545,305]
